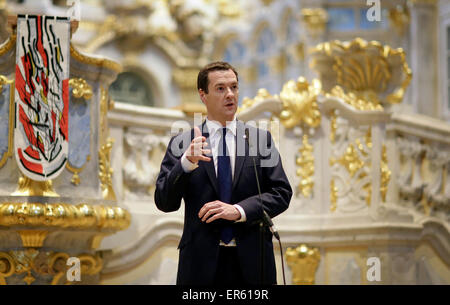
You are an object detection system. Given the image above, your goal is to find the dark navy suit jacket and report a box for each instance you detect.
[154,120,292,285]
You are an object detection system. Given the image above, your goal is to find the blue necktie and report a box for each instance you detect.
[218,127,233,244]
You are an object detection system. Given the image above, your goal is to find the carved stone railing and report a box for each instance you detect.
[103,38,449,284]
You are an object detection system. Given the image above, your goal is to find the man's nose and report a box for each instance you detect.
[225,87,235,97]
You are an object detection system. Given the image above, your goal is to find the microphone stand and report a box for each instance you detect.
[247,128,286,286]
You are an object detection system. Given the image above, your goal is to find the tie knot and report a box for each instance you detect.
[222,127,227,137]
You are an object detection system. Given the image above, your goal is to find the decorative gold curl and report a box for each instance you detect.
[279,77,321,129]
[69,78,93,100]
[0,250,103,285]
[99,138,117,201]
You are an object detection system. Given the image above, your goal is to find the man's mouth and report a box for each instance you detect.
[225,102,234,107]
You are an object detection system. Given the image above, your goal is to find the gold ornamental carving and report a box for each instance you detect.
[330,127,373,208]
[70,44,122,73]
[99,138,117,201]
[296,135,314,198]
[301,8,328,38]
[380,145,391,202]
[18,230,48,248]
[286,244,321,285]
[0,202,130,231]
[278,77,321,129]
[311,38,412,109]
[69,78,93,100]
[66,155,91,186]
[0,33,16,57]
[0,249,103,285]
[388,5,410,36]
[11,176,59,197]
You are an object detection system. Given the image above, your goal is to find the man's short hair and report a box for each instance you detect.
[197,61,238,94]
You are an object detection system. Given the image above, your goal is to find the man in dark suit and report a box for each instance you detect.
[154,61,292,285]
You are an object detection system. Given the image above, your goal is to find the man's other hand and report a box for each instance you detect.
[198,200,240,223]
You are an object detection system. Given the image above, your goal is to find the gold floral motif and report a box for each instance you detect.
[279,77,322,129]
[0,249,103,285]
[329,109,337,143]
[99,138,117,201]
[380,145,391,202]
[330,128,372,208]
[69,78,93,100]
[0,202,130,230]
[331,144,364,178]
[286,244,321,285]
[330,179,337,212]
[296,135,314,198]
[239,88,273,113]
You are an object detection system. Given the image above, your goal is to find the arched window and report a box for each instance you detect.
[109,71,155,107]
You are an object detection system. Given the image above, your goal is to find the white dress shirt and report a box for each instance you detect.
[181,117,247,230]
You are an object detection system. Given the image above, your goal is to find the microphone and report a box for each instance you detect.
[245,128,280,241]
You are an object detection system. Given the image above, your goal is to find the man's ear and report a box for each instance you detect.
[198,89,206,104]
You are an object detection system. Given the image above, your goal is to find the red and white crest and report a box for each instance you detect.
[14,15,70,181]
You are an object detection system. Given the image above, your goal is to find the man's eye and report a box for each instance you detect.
[217,87,224,91]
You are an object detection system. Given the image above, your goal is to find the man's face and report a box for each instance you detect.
[199,69,238,125]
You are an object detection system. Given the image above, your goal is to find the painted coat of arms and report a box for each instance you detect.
[14,15,70,181]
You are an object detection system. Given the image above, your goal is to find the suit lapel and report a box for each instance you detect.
[199,121,220,196]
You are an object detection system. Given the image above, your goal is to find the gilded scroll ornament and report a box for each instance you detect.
[69,78,93,100]
[0,33,16,57]
[279,77,321,129]
[70,44,122,73]
[311,38,412,108]
[0,249,103,285]
[286,244,321,285]
[0,202,130,230]
[380,145,391,202]
[99,138,117,201]
[296,135,314,198]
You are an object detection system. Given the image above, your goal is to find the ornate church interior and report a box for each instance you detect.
[0,0,449,285]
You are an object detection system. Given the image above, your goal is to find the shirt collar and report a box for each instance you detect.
[205,116,237,137]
